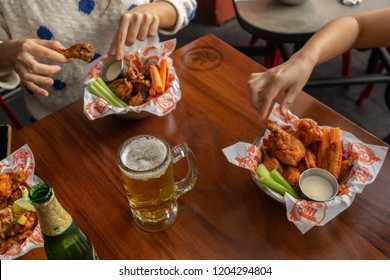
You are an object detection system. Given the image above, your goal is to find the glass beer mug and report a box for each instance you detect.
[117,135,198,232]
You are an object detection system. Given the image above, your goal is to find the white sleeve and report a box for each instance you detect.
[0,71,21,90]
[0,10,20,90]
[158,0,197,35]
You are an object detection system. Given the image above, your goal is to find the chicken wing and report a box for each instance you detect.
[303,148,317,170]
[0,179,11,203]
[338,160,353,183]
[56,42,95,62]
[283,166,301,191]
[261,146,283,175]
[266,120,305,166]
[321,141,343,180]
[293,120,323,146]
[107,78,133,103]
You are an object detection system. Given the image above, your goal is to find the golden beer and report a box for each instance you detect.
[117,135,178,231]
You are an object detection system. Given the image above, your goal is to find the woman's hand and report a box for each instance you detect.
[247,53,315,120]
[108,2,177,60]
[2,39,68,96]
[108,5,160,60]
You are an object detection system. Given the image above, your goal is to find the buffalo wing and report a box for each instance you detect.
[56,42,95,62]
[266,120,305,166]
[293,120,323,146]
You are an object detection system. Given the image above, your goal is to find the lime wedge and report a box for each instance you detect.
[12,198,35,214]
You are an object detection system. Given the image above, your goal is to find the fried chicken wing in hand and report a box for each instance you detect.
[293,120,323,146]
[266,120,305,166]
[56,42,95,62]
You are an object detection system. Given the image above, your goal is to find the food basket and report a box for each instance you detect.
[83,39,181,120]
[0,145,43,260]
[223,103,388,233]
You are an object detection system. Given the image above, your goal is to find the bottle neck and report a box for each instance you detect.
[32,189,73,236]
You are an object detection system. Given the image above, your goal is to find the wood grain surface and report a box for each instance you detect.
[14,34,389,260]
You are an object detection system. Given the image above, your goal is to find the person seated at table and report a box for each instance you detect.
[247,7,390,122]
[0,0,196,120]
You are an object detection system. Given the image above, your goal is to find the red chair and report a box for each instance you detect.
[0,90,22,130]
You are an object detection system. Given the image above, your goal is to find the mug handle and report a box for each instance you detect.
[171,143,198,198]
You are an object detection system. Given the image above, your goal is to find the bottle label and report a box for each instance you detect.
[33,191,73,236]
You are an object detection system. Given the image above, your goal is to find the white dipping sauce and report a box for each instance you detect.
[300,175,334,201]
[105,61,122,81]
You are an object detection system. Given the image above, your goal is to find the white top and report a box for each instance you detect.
[0,0,196,119]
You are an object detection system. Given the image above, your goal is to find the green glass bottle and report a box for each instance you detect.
[29,183,98,260]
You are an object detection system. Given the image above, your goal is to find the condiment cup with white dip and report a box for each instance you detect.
[100,55,125,82]
[299,168,338,202]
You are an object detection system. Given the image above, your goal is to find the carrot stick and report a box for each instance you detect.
[159,59,167,93]
[150,65,163,93]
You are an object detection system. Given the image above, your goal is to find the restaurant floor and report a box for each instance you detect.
[1,18,390,143]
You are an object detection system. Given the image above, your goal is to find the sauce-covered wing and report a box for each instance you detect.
[57,42,95,62]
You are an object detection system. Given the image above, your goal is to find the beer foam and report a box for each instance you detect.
[120,136,169,179]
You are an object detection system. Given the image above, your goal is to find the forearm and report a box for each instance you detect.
[146,1,178,30]
[295,7,390,67]
[293,16,359,68]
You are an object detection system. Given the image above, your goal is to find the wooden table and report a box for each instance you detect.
[15,34,389,260]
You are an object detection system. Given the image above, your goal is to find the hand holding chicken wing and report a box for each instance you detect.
[56,42,95,62]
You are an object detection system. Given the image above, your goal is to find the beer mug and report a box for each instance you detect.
[117,135,198,232]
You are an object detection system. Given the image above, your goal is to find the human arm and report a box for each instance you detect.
[108,0,196,59]
[0,39,68,96]
[248,7,390,120]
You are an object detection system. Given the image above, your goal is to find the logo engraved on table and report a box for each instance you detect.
[181,46,224,71]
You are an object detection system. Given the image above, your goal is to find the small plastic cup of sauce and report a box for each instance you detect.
[100,56,124,82]
[299,168,338,202]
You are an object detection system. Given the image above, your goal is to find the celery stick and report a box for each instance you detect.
[270,169,300,198]
[93,81,123,107]
[255,163,271,179]
[88,82,111,104]
[88,80,126,107]
[96,78,127,107]
[258,177,286,196]
[259,177,300,199]
[96,77,111,92]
